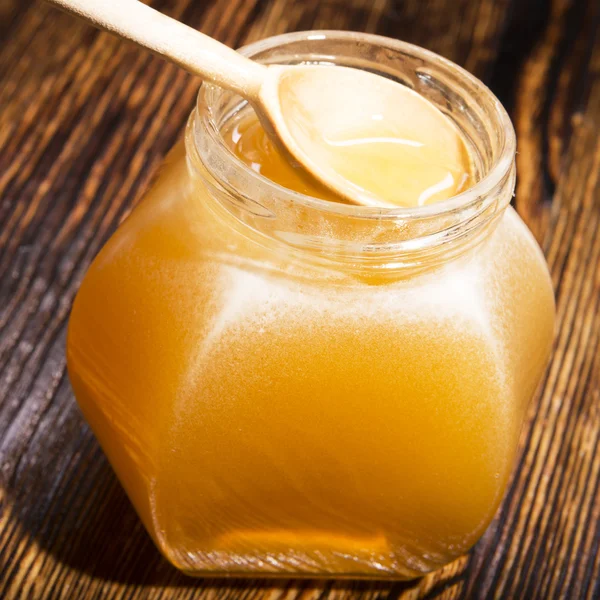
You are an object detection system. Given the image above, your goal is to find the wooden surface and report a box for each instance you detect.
[0,0,599,598]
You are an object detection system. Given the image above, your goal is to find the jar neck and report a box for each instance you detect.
[185,31,516,273]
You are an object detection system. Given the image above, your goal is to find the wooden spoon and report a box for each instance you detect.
[46,0,467,208]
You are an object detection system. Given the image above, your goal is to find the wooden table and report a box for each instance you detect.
[1,0,599,598]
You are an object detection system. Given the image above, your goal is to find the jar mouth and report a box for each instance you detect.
[193,30,516,221]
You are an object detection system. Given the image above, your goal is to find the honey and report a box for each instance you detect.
[224,95,473,207]
[66,33,555,578]
[67,144,554,576]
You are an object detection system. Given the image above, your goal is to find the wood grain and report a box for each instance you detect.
[1,0,599,598]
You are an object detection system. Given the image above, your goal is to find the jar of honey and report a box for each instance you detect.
[67,31,555,578]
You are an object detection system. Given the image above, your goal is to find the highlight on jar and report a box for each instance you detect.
[57,0,555,581]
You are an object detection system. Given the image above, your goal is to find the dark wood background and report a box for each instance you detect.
[1,0,599,598]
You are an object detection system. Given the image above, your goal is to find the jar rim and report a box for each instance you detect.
[194,30,516,220]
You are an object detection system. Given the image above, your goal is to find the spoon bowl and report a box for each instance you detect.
[260,65,471,207]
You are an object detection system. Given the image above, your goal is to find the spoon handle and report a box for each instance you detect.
[46,0,266,98]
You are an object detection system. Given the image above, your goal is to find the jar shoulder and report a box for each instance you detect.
[69,151,555,354]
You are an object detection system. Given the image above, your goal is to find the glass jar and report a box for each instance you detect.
[67,31,555,579]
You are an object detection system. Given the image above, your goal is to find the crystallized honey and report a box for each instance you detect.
[68,147,554,577]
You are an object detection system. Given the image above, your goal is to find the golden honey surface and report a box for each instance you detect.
[224,85,473,207]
